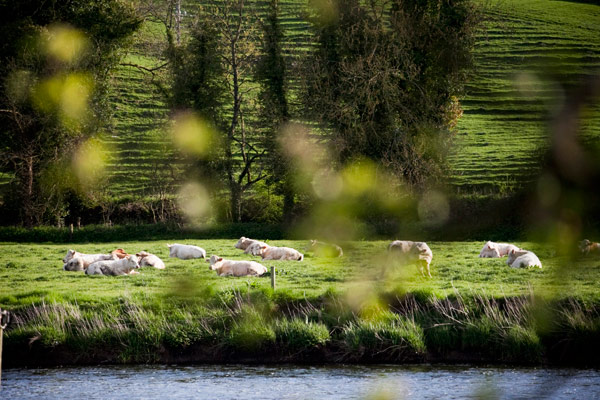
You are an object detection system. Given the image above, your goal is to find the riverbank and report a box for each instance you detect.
[3,290,600,368]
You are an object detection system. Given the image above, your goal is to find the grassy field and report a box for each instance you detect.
[1,239,598,307]
[2,239,599,365]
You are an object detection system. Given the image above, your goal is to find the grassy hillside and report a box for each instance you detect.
[102,0,600,200]
[3,0,598,201]
[450,0,600,193]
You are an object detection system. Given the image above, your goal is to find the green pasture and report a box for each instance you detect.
[451,0,600,192]
[1,239,598,309]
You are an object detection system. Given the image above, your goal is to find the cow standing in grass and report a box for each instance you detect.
[306,240,343,258]
[388,240,433,277]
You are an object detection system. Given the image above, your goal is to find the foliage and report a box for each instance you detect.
[302,0,481,187]
[168,0,268,223]
[168,8,225,122]
[342,316,426,361]
[227,306,276,353]
[255,0,296,222]
[0,0,141,226]
[274,318,330,351]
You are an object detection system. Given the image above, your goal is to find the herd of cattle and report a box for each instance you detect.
[61,237,600,278]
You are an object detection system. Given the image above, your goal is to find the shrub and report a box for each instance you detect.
[502,325,542,363]
[227,307,276,354]
[342,315,426,361]
[274,318,330,352]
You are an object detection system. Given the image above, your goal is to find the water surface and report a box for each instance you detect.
[2,364,599,399]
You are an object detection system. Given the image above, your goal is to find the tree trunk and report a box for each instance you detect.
[230,184,242,222]
[22,156,35,227]
[175,0,182,45]
[282,176,295,223]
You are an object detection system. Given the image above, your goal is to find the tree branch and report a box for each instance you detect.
[120,62,170,75]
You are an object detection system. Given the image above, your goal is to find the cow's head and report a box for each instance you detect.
[63,249,76,263]
[125,254,140,269]
[208,255,224,270]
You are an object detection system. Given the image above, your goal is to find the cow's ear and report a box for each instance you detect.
[261,245,267,249]
[218,257,223,262]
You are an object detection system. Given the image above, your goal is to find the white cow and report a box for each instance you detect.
[245,241,270,256]
[257,245,303,261]
[62,249,116,269]
[208,255,268,277]
[506,249,542,269]
[234,237,267,250]
[388,240,433,277]
[167,243,206,259]
[479,241,520,258]
[234,237,270,256]
[306,240,343,258]
[136,251,166,269]
[86,255,140,276]
[63,257,85,271]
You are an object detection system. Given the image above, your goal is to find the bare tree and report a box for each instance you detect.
[171,0,266,222]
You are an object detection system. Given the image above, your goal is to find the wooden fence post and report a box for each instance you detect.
[0,308,9,387]
[270,266,276,290]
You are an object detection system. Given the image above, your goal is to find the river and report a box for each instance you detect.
[2,364,599,399]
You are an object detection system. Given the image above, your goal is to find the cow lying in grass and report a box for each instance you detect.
[62,249,116,271]
[167,243,206,259]
[506,249,542,269]
[111,248,130,259]
[479,241,519,258]
[136,251,166,269]
[235,237,270,256]
[86,255,140,276]
[208,255,267,277]
[388,240,433,277]
[63,257,86,271]
[579,239,600,255]
[256,245,304,261]
[306,240,343,258]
